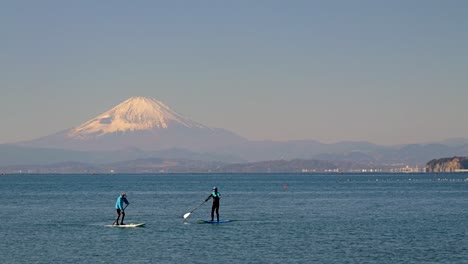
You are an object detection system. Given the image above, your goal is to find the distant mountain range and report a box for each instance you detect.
[2,96,468,172]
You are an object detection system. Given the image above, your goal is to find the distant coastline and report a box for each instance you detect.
[0,158,426,174]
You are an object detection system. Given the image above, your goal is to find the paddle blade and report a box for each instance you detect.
[183,212,191,219]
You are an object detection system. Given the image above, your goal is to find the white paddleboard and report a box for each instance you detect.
[105,223,145,228]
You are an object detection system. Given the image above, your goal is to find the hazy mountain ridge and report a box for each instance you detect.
[0,144,243,167]
[8,97,468,169]
[3,140,468,172]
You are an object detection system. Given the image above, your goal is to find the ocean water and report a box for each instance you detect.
[1,173,467,264]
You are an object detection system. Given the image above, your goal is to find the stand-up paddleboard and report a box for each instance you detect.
[105,223,145,228]
[197,220,232,224]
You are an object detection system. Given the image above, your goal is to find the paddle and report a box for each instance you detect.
[112,204,129,225]
[183,200,208,219]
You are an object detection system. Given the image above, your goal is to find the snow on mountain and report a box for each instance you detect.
[68,97,207,139]
[19,97,247,151]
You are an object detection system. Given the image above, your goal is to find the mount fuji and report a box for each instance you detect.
[11,96,468,167]
[21,97,247,151]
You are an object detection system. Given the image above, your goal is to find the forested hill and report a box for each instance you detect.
[426,157,468,172]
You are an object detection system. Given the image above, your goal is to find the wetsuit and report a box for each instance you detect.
[206,191,220,221]
[115,195,129,225]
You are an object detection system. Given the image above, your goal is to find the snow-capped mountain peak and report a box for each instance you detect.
[68,97,205,138]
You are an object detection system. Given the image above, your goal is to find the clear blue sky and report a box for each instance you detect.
[1,0,467,145]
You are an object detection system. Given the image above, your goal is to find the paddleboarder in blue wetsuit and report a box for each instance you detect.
[114,192,129,225]
[205,187,221,222]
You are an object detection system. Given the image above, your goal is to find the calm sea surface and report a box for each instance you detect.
[1,173,467,263]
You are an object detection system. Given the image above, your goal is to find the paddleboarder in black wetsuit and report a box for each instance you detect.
[205,187,220,222]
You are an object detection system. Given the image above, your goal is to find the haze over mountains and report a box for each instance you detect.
[2,96,468,170]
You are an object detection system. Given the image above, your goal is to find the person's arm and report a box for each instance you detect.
[205,194,212,202]
[123,198,129,205]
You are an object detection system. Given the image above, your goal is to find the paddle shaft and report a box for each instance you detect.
[112,204,129,225]
[191,200,207,213]
[184,200,208,218]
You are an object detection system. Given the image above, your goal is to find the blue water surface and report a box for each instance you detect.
[1,173,467,263]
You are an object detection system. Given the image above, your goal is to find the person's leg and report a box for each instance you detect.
[211,204,215,221]
[215,205,219,221]
[120,210,126,225]
[115,209,121,225]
